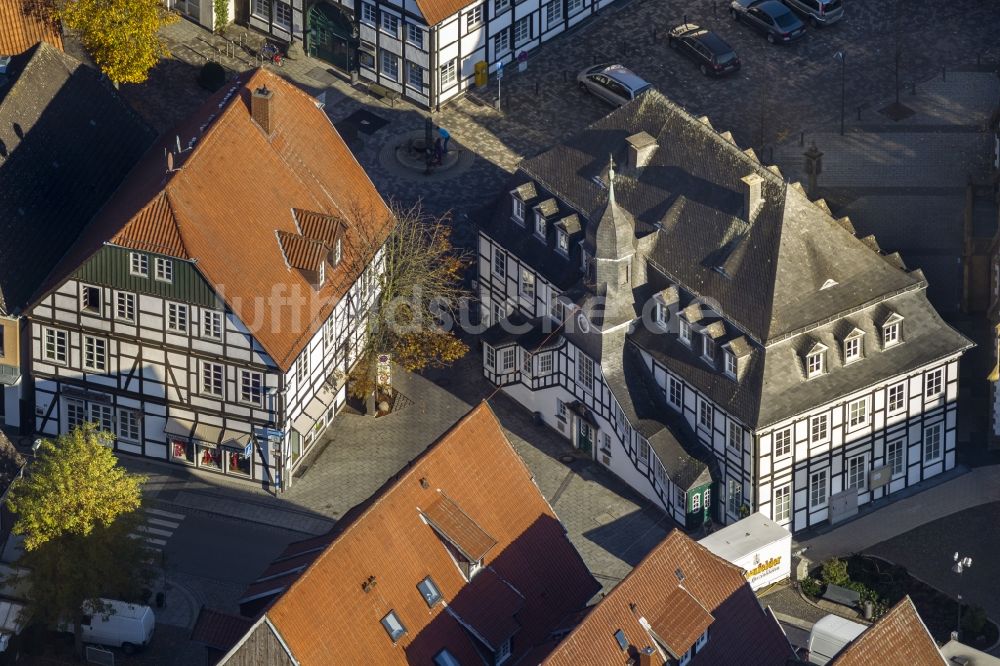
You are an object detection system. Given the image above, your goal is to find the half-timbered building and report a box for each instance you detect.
[27,68,391,488]
[478,90,972,534]
[242,0,619,108]
[0,42,154,433]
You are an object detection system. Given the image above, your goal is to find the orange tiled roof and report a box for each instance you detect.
[237,403,599,665]
[42,68,391,371]
[416,0,476,27]
[0,0,62,55]
[830,597,945,666]
[542,530,794,665]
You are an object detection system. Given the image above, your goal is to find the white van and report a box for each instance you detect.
[74,599,155,653]
[808,614,867,664]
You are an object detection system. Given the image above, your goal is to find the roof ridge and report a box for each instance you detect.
[267,403,532,618]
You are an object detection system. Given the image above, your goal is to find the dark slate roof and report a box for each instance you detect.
[492,90,972,429]
[0,42,154,315]
[517,90,924,344]
[604,343,713,490]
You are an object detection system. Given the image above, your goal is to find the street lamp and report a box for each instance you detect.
[952,552,973,640]
[833,51,846,136]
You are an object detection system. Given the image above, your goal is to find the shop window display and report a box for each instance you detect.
[171,439,194,464]
[198,445,221,469]
[229,450,252,476]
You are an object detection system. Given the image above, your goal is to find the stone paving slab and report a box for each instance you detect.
[170,490,335,535]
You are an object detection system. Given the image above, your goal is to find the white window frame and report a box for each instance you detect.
[493,249,506,278]
[520,270,535,299]
[83,335,107,372]
[668,376,682,409]
[202,310,223,340]
[115,291,136,322]
[847,396,869,429]
[485,344,496,370]
[567,0,584,13]
[924,422,943,462]
[43,328,67,364]
[511,194,525,222]
[274,0,292,28]
[130,252,148,277]
[577,353,595,393]
[810,414,829,443]
[65,399,86,431]
[361,2,376,24]
[701,334,715,362]
[538,352,553,375]
[844,334,863,363]
[88,402,113,433]
[724,350,737,377]
[154,257,173,283]
[806,349,825,378]
[521,349,532,377]
[406,61,423,88]
[81,284,102,314]
[500,347,516,372]
[679,318,691,345]
[655,302,668,329]
[698,400,712,430]
[440,59,458,87]
[513,15,530,45]
[773,427,792,458]
[925,367,944,399]
[846,454,867,490]
[809,469,829,509]
[466,4,484,31]
[534,211,546,238]
[406,23,424,48]
[240,370,264,406]
[727,419,740,451]
[887,438,905,477]
[726,478,742,517]
[167,302,189,334]
[691,492,701,511]
[494,0,510,12]
[883,321,901,347]
[202,361,225,398]
[887,382,906,413]
[380,11,399,35]
[296,353,309,384]
[773,483,791,521]
[116,407,141,443]
[545,0,562,24]
[494,28,510,55]
[380,50,399,81]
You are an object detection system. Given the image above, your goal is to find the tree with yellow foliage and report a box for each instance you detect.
[338,202,471,402]
[56,0,177,85]
[5,424,149,656]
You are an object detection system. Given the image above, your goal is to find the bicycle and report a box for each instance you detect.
[260,41,284,67]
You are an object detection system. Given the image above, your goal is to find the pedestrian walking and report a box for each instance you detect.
[439,127,451,153]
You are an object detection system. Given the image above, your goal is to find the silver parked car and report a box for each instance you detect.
[577,64,652,107]
[782,0,843,27]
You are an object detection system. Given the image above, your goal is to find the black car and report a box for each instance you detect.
[667,24,741,76]
[730,0,806,43]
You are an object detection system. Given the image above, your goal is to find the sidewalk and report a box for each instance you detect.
[796,466,1000,563]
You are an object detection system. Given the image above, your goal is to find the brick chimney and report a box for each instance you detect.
[626,131,658,170]
[251,85,274,136]
[741,173,764,222]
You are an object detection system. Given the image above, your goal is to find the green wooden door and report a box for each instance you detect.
[307,2,355,71]
[577,420,593,454]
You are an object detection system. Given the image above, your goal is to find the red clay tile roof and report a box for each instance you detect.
[541,530,794,665]
[421,493,499,562]
[232,403,599,665]
[41,68,391,371]
[417,0,476,27]
[191,608,254,652]
[830,597,945,666]
[648,587,714,657]
[0,0,62,54]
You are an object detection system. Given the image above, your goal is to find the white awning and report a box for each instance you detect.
[220,429,252,450]
[302,384,336,421]
[164,416,195,439]
[192,422,223,447]
[291,413,314,437]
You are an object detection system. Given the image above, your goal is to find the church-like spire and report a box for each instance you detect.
[608,154,616,204]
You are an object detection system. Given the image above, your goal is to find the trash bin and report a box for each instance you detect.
[474,60,488,87]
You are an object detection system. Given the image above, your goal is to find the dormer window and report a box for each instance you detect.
[805,344,826,378]
[557,229,569,255]
[724,350,737,377]
[511,195,525,223]
[319,261,326,285]
[333,238,342,266]
[882,313,903,348]
[534,211,546,238]
[496,638,512,664]
[655,302,668,329]
[844,329,864,364]
[679,318,691,345]
[701,334,715,362]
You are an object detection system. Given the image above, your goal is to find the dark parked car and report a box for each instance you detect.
[730,0,806,43]
[668,24,741,76]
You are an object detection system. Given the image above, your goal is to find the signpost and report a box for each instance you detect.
[495,62,503,111]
